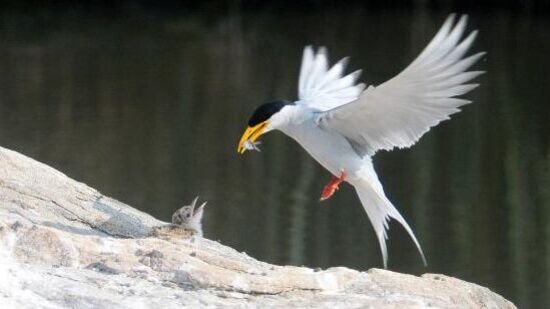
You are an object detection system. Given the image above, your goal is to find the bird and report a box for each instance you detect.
[171,196,207,236]
[151,196,207,238]
[237,14,484,268]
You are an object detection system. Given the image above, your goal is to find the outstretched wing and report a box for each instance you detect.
[317,14,485,156]
[297,46,366,111]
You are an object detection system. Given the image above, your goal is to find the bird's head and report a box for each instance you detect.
[237,100,293,154]
[172,196,206,230]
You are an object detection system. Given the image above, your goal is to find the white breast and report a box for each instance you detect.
[280,117,364,180]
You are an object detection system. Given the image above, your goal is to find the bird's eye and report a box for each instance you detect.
[186,214,190,218]
[248,100,292,126]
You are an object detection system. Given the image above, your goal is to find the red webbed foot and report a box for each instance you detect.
[319,171,346,202]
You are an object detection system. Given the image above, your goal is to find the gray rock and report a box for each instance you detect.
[0,146,516,308]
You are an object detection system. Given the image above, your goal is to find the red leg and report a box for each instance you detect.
[320,171,346,201]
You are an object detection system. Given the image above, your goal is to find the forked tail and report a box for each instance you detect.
[354,161,427,268]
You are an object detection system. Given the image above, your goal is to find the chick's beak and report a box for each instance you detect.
[189,196,199,215]
[194,202,207,216]
[237,121,268,154]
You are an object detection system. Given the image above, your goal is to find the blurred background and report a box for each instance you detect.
[0,1,549,307]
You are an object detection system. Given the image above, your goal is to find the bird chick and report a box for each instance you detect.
[151,196,206,238]
[171,196,206,237]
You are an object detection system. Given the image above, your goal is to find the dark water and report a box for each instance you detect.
[0,7,549,308]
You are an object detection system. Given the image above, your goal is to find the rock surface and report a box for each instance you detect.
[0,146,516,308]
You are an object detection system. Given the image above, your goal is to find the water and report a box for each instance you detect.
[0,7,549,308]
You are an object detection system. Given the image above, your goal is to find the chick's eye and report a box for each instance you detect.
[186,214,191,218]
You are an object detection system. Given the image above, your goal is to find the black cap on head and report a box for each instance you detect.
[248,100,293,127]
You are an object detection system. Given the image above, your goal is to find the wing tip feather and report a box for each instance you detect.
[317,46,328,56]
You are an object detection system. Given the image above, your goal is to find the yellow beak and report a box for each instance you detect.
[237,121,268,154]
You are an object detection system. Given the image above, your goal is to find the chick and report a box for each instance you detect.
[151,196,206,238]
[171,196,206,236]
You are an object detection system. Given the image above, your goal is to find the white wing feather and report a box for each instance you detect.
[317,14,485,156]
[297,46,366,111]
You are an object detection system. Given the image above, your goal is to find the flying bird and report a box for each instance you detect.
[237,14,484,268]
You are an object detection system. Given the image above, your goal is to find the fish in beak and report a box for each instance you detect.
[237,121,268,154]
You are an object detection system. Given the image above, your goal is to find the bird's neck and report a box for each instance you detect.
[183,218,203,236]
[274,104,314,133]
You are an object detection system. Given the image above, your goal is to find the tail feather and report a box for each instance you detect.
[354,161,427,268]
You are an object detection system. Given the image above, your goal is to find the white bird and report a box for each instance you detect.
[237,14,484,268]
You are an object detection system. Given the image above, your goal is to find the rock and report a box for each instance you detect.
[0,146,516,308]
[151,223,199,239]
